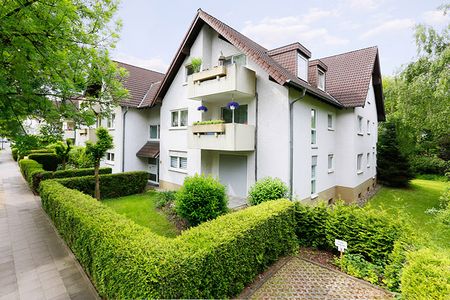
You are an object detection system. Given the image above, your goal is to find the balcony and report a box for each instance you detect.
[78,128,97,143]
[187,64,256,101]
[188,123,255,151]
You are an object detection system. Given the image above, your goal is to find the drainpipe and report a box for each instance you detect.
[289,87,306,200]
[121,106,129,172]
[254,86,259,182]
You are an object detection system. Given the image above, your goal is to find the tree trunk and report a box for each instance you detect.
[62,158,66,170]
[94,162,100,200]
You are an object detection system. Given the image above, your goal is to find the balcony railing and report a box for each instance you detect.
[188,123,255,151]
[187,64,256,101]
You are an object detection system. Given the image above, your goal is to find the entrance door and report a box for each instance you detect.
[148,157,159,184]
[219,155,247,198]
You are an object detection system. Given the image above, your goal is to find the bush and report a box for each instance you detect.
[28,153,59,171]
[248,177,289,205]
[156,190,176,208]
[19,159,44,187]
[410,155,449,175]
[12,148,18,161]
[335,253,383,285]
[39,179,297,299]
[401,248,450,299]
[175,174,228,225]
[68,146,94,168]
[55,171,148,199]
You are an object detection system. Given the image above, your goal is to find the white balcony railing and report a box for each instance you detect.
[187,123,255,151]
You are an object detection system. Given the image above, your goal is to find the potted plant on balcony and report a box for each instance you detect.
[191,57,202,73]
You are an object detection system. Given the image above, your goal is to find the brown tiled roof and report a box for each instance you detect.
[139,81,162,108]
[153,9,341,108]
[136,141,160,158]
[114,61,164,108]
[319,47,379,108]
[268,42,311,58]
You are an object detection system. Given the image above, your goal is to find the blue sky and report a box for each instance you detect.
[112,0,449,75]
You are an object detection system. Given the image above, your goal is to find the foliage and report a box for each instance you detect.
[0,0,128,139]
[104,191,178,237]
[175,174,228,226]
[85,127,113,199]
[438,187,450,210]
[11,148,18,161]
[401,248,450,300]
[39,180,297,299]
[55,172,148,199]
[156,190,177,208]
[248,177,289,205]
[410,155,449,175]
[415,174,449,182]
[19,159,44,189]
[28,153,59,171]
[192,119,225,125]
[54,139,73,170]
[334,253,383,285]
[11,134,41,159]
[437,187,450,227]
[68,146,95,168]
[190,57,202,72]
[377,120,413,187]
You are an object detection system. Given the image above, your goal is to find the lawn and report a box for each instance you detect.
[103,191,178,238]
[367,179,449,252]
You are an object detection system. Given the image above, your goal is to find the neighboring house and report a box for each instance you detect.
[144,9,384,203]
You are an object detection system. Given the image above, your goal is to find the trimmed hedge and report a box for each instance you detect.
[28,153,59,171]
[410,155,449,175]
[12,148,18,161]
[39,180,297,299]
[55,171,148,199]
[19,159,44,187]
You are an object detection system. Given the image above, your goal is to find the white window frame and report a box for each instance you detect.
[105,152,115,165]
[328,154,334,173]
[149,124,160,140]
[170,109,188,129]
[367,153,371,168]
[223,53,247,66]
[184,64,194,83]
[318,69,325,91]
[169,151,187,173]
[311,156,318,197]
[311,109,317,146]
[357,116,363,135]
[107,113,115,129]
[357,153,363,174]
[297,53,308,81]
[327,113,334,131]
[367,120,371,135]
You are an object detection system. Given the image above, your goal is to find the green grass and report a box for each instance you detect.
[367,179,450,252]
[103,191,178,238]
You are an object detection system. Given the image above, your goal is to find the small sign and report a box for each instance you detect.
[335,239,348,252]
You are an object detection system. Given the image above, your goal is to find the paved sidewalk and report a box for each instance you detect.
[247,257,393,300]
[0,146,98,300]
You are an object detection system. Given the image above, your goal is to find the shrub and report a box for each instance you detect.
[55,171,148,199]
[28,153,59,171]
[248,177,289,205]
[175,174,228,225]
[410,155,449,175]
[438,187,450,210]
[39,180,297,299]
[19,159,44,187]
[12,148,18,161]
[156,190,176,208]
[68,146,94,168]
[334,253,383,285]
[401,248,450,299]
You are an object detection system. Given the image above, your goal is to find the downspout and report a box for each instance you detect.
[289,87,306,200]
[121,106,129,172]
[254,84,259,182]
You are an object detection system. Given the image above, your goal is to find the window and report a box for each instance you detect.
[311,156,317,195]
[169,152,187,172]
[328,154,334,172]
[106,152,115,162]
[318,70,325,90]
[327,114,333,130]
[221,104,248,124]
[373,151,376,167]
[184,65,194,82]
[357,154,363,173]
[367,120,371,135]
[171,109,188,128]
[107,114,115,129]
[223,54,247,66]
[297,54,308,81]
[367,153,371,168]
[357,116,363,134]
[311,109,317,145]
[149,125,160,140]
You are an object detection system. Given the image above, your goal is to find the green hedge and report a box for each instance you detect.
[12,148,18,161]
[401,248,450,299]
[55,171,148,199]
[19,159,44,187]
[39,180,297,299]
[28,153,59,171]
[410,155,449,175]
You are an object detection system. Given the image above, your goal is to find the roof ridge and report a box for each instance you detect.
[268,42,302,53]
[138,80,162,108]
[113,60,165,76]
[319,46,378,60]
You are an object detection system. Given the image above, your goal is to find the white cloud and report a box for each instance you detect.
[360,18,414,39]
[345,0,380,11]
[112,53,168,73]
[422,10,449,26]
[241,9,348,49]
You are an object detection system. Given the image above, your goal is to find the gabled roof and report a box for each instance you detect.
[114,61,164,108]
[152,9,341,108]
[136,141,160,158]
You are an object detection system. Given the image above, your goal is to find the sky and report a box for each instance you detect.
[112,0,449,76]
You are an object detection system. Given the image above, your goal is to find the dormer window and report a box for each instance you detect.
[297,53,308,81]
[318,69,325,91]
